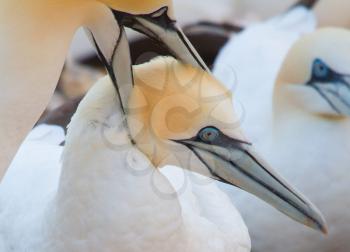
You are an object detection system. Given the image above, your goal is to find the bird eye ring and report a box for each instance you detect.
[199,127,220,142]
[313,59,329,79]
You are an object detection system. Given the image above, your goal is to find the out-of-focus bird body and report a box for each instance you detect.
[0,0,110,180]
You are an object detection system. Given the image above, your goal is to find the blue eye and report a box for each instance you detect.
[313,59,329,79]
[199,127,220,142]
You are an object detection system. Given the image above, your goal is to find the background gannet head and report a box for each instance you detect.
[275,28,350,116]
[127,57,327,233]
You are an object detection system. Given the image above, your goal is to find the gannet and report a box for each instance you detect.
[214,2,317,144]
[0,57,326,251]
[0,0,208,182]
[215,18,350,252]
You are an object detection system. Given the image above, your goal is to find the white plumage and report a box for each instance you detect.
[0,71,251,252]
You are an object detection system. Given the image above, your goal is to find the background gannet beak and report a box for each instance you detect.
[174,130,327,233]
[113,7,209,71]
[291,0,320,9]
[307,76,350,116]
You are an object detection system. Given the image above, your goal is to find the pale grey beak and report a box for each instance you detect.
[307,77,350,116]
[86,24,133,115]
[174,127,327,233]
[113,7,209,71]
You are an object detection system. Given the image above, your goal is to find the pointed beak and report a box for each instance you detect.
[307,76,350,116]
[86,24,133,114]
[113,7,209,71]
[175,133,327,233]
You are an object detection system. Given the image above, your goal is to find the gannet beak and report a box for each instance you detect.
[174,129,327,233]
[307,77,350,116]
[86,25,133,113]
[113,7,209,71]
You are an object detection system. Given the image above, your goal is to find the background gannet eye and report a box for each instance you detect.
[312,59,331,81]
[198,127,220,143]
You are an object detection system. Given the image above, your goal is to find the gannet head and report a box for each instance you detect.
[275,28,350,116]
[128,57,327,233]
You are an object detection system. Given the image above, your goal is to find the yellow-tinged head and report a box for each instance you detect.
[275,28,350,116]
[125,57,327,233]
[128,57,241,166]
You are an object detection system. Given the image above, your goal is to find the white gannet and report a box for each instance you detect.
[215,20,350,252]
[0,57,326,251]
[0,0,208,182]
[214,3,317,144]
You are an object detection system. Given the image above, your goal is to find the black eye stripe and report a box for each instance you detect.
[304,58,350,114]
[313,59,330,79]
[309,58,339,84]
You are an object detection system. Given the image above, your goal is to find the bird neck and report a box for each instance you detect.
[273,85,304,120]
[0,0,108,181]
[46,78,184,249]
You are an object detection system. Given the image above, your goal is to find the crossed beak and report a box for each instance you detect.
[174,130,327,233]
[307,76,350,116]
[112,7,209,71]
